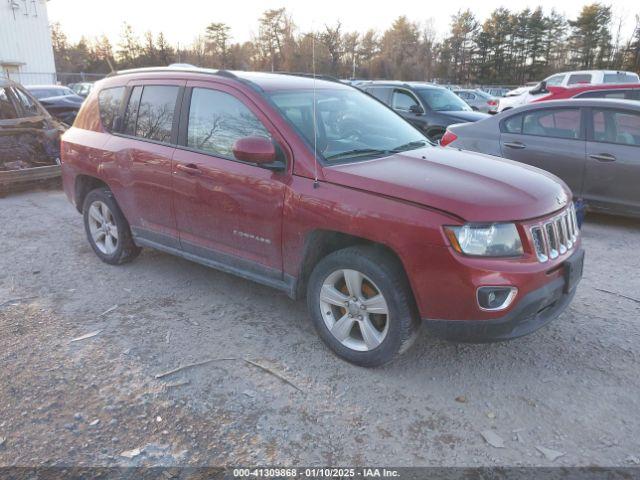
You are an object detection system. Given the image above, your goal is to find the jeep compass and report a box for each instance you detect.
[60,67,584,367]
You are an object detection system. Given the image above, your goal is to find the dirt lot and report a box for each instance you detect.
[0,188,639,467]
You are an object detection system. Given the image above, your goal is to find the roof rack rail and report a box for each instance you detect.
[106,66,237,79]
[274,71,341,83]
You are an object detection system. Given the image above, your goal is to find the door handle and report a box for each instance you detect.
[589,153,616,162]
[175,163,200,174]
[504,141,526,149]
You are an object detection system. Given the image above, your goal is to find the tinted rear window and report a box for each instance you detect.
[98,87,125,132]
[123,85,179,143]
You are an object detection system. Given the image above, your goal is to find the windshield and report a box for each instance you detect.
[416,88,471,112]
[269,88,430,163]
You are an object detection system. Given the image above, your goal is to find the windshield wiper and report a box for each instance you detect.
[325,148,391,161]
[390,140,431,152]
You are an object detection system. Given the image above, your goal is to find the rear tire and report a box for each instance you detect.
[306,246,420,367]
[82,187,141,265]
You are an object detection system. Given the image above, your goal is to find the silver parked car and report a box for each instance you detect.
[441,99,640,218]
[453,89,499,113]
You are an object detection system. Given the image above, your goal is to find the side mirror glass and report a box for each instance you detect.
[409,104,424,115]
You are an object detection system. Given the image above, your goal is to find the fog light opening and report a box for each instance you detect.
[477,286,518,311]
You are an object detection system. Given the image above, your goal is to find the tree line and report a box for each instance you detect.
[51,3,640,86]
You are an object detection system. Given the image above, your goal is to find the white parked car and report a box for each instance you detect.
[497,70,640,112]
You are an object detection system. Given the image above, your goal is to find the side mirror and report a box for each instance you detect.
[529,80,548,95]
[232,136,277,165]
[409,104,424,115]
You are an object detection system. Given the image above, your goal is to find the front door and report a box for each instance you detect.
[499,107,586,196]
[391,88,424,130]
[172,82,287,276]
[584,107,640,216]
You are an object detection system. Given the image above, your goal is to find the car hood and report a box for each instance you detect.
[440,110,488,122]
[323,147,571,222]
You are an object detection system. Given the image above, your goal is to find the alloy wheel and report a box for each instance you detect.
[319,269,390,352]
[87,200,118,255]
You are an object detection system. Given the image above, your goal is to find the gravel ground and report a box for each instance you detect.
[0,188,639,467]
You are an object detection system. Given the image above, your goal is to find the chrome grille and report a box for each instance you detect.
[531,205,580,263]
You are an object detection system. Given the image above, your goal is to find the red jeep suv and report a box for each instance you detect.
[60,67,584,367]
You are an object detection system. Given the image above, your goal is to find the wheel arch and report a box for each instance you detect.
[74,175,109,213]
[294,229,412,302]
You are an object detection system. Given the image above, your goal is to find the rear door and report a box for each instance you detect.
[584,107,640,216]
[106,80,184,247]
[499,107,587,195]
[171,81,288,274]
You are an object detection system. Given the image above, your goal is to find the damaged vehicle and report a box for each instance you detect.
[0,78,65,191]
[26,85,84,125]
[60,67,583,367]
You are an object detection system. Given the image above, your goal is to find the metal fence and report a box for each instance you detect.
[0,71,107,86]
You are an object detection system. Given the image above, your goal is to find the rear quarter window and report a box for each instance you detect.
[98,86,125,132]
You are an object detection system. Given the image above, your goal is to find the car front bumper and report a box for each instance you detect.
[424,248,584,342]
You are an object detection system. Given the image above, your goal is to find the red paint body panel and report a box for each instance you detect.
[531,83,640,102]
[61,69,580,324]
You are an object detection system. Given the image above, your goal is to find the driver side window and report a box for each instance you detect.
[187,88,271,160]
[392,90,419,111]
[545,75,565,87]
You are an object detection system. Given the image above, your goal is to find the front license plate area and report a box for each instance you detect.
[563,249,584,294]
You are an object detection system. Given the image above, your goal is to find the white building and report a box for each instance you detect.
[0,0,56,85]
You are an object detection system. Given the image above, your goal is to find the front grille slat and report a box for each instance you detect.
[530,205,580,263]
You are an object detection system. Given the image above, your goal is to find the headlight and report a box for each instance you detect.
[444,223,523,257]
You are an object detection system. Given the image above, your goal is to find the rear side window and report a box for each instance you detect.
[186,88,270,160]
[98,87,125,132]
[135,86,179,142]
[502,114,523,134]
[567,74,592,85]
[592,109,640,146]
[0,87,18,120]
[603,73,639,84]
[522,108,581,139]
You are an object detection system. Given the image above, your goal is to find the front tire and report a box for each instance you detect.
[307,246,420,367]
[83,187,141,265]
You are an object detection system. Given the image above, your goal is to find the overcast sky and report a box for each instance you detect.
[48,0,639,46]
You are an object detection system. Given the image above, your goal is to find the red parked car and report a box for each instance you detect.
[60,67,584,366]
[531,82,640,102]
